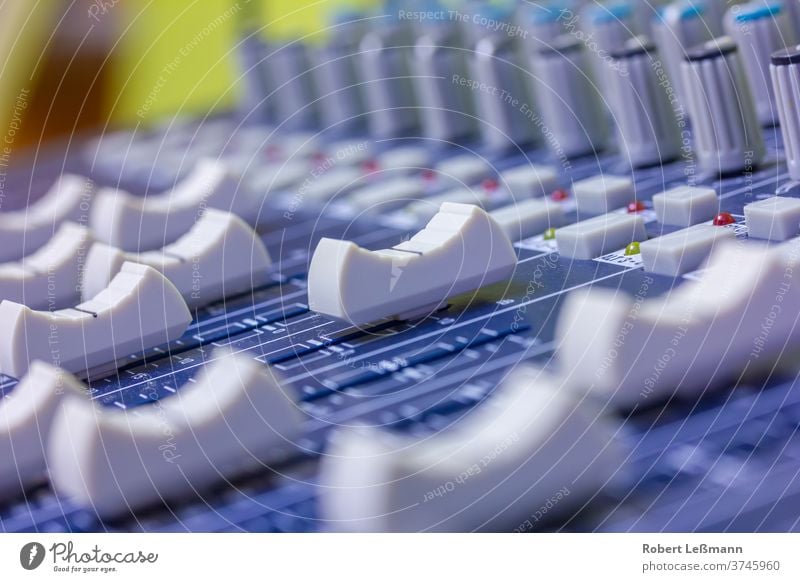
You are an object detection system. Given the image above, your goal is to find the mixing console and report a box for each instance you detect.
[3,0,800,533]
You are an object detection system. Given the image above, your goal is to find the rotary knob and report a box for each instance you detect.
[413,13,475,143]
[359,19,418,138]
[309,12,366,133]
[529,35,609,158]
[267,40,318,130]
[725,1,794,126]
[580,1,637,52]
[579,1,637,87]
[237,35,273,124]
[771,45,800,181]
[518,1,570,56]
[681,37,765,175]
[652,1,718,111]
[607,37,682,168]
[465,4,537,150]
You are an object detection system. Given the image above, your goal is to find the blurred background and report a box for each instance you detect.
[0,0,382,149]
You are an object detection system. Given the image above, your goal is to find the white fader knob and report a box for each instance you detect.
[681,37,765,174]
[319,366,623,532]
[48,350,302,517]
[0,262,191,378]
[307,203,517,326]
[81,209,271,307]
[558,239,800,408]
[0,362,84,495]
[607,37,682,167]
[91,158,256,251]
[0,174,93,262]
[725,2,794,126]
[530,35,608,158]
[771,44,800,181]
[0,223,92,309]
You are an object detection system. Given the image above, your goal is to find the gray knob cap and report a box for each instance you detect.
[681,37,765,174]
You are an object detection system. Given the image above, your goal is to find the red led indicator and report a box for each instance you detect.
[713,212,736,226]
[627,200,646,213]
[482,178,499,192]
[362,160,380,174]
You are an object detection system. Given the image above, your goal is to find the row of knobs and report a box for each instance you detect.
[240,0,800,178]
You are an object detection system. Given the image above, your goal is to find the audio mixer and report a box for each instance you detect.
[3,0,800,533]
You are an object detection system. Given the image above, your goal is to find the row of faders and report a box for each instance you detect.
[5,0,800,532]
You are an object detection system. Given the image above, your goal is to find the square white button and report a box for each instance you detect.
[571,175,634,214]
[640,225,735,276]
[744,196,800,241]
[491,198,564,240]
[653,186,718,226]
[556,213,646,259]
[378,146,430,171]
[500,165,558,199]
[435,155,491,185]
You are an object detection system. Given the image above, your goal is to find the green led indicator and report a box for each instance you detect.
[624,241,641,256]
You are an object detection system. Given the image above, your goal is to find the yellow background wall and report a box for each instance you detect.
[109,0,380,124]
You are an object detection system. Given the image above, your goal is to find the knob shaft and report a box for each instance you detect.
[681,37,765,174]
